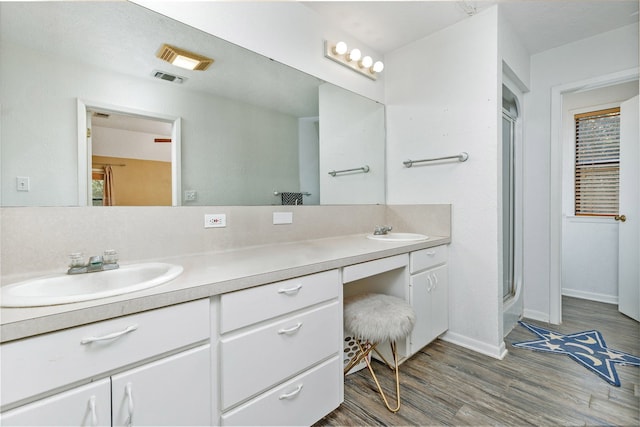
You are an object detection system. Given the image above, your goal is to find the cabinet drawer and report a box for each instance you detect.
[343,254,408,284]
[221,356,341,426]
[1,299,209,408]
[220,269,339,333]
[410,245,447,273]
[220,301,340,409]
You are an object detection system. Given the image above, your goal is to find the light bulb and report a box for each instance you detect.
[171,54,200,70]
[348,48,361,62]
[372,61,384,73]
[359,56,373,68]
[333,41,348,55]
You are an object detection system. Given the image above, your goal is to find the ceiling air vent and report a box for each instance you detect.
[153,70,186,84]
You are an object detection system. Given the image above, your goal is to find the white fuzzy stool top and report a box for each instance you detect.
[344,293,416,343]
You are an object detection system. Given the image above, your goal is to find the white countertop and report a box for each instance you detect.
[0,233,449,343]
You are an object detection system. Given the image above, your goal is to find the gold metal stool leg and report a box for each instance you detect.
[354,339,402,413]
[343,340,375,375]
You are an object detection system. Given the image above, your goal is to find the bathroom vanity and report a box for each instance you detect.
[0,234,449,426]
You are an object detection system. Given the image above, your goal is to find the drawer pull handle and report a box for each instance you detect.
[277,322,303,335]
[80,324,138,345]
[278,384,303,400]
[426,251,436,256]
[278,284,302,295]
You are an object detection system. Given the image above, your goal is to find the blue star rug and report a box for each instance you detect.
[512,321,640,386]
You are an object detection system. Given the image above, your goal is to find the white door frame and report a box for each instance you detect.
[77,99,182,206]
[549,67,639,324]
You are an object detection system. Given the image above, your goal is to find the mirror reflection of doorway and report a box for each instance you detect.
[89,111,173,206]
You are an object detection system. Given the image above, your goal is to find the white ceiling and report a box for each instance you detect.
[2,0,637,135]
[304,1,639,55]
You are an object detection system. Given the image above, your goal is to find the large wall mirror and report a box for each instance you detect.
[0,1,385,207]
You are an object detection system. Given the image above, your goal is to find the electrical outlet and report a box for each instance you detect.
[204,213,226,228]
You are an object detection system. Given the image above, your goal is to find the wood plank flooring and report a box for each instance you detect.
[315,297,639,426]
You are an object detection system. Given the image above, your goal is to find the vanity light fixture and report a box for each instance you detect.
[156,44,214,71]
[324,40,384,80]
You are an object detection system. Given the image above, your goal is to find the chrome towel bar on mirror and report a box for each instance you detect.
[403,152,469,168]
[328,165,370,177]
[273,191,311,196]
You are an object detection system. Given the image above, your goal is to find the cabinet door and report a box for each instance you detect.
[429,265,449,339]
[112,345,211,426]
[409,269,433,354]
[409,264,448,355]
[0,378,110,426]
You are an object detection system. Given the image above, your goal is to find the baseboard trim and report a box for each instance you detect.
[523,308,550,323]
[562,289,618,305]
[440,331,507,360]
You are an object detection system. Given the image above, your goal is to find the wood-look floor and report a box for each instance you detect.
[316,297,639,426]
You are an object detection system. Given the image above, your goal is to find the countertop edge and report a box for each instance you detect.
[0,235,450,343]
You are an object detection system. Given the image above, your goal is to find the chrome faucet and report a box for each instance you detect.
[87,255,104,273]
[67,251,119,275]
[373,225,393,235]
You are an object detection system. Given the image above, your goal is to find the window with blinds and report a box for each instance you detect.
[574,107,620,216]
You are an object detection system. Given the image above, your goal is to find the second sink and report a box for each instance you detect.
[366,232,429,242]
[1,263,184,308]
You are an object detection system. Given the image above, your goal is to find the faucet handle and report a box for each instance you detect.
[103,249,118,264]
[373,225,393,235]
[69,252,85,268]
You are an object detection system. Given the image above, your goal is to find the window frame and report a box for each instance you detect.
[573,107,620,217]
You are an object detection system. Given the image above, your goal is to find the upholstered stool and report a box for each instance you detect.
[343,293,416,413]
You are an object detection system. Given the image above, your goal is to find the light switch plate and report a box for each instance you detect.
[16,176,30,192]
[273,212,293,225]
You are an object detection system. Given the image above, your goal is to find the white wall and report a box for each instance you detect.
[498,8,530,92]
[385,7,504,358]
[319,84,386,205]
[499,8,530,338]
[0,41,300,206]
[523,23,639,321]
[93,127,172,162]
[298,117,320,205]
[561,82,639,304]
[132,1,385,103]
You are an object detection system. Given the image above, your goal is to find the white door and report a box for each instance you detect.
[111,345,211,426]
[0,378,111,426]
[618,95,639,321]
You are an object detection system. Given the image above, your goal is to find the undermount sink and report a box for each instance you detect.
[1,263,183,308]
[366,232,429,242]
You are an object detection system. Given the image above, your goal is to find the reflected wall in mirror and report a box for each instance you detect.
[89,110,174,207]
[0,1,385,207]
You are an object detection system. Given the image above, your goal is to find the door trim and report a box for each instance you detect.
[77,99,182,206]
[549,67,639,324]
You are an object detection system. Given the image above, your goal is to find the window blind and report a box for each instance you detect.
[574,107,620,216]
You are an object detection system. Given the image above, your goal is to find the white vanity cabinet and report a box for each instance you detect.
[217,269,342,426]
[0,378,112,426]
[111,345,211,426]
[0,299,211,426]
[409,245,449,355]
